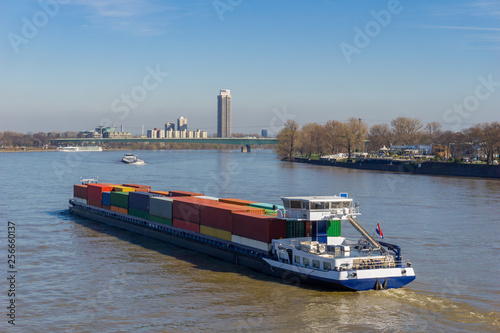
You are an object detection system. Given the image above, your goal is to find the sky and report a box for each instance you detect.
[0,0,499,135]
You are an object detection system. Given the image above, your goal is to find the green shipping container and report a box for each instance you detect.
[327,220,341,237]
[149,215,173,225]
[286,220,305,238]
[264,209,277,215]
[110,191,129,209]
[249,202,275,210]
[129,208,149,220]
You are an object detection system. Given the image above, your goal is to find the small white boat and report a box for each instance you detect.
[121,153,145,165]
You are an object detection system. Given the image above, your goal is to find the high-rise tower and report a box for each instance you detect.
[217,89,231,138]
[177,117,188,131]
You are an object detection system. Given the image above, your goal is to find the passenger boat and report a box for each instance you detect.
[121,153,145,165]
[69,181,415,291]
[57,146,102,152]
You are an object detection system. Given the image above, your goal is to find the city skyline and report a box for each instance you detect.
[0,1,499,134]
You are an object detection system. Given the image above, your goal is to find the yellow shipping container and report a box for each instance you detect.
[113,186,136,192]
[200,225,232,241]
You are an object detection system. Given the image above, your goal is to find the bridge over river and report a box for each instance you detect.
[52,137,278,152]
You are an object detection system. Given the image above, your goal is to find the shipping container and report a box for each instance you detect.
[102,205,111,210]
[173,219,200,233]
[87,184,114,201]
[102,192,111,207]
[264,209,278,216]
[123,184,151,192]
[148,215,173,225]
[149,197,174,219]
[286,220,305,238]
[171,197,207,223]
[128,191,159,212]
[110,191,129,209]
[232,212,286,243]
[231,235,272,252]
[219,198,257,206]
[113,186,136,192]
[327,220,341,237]
[87,198,102,208]
[110,205,128,215]
[199,203,264,232]
[128,208,149,220]
[73,185,87,199]
[169,190,204,197]
[200,225,232,241]
[150,190,170,196]
[194,196,219,201]
[249,202,276,210]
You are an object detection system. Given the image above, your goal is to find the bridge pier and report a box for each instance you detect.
[241,145,251,153]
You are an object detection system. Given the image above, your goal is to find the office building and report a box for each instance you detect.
[217,89,231,138]
[165,122,175,131]
[177,117,188,131]
[261,129,268,138]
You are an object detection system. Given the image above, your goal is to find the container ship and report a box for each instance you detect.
[69,181,415,291]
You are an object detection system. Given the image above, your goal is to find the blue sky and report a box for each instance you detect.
[0,0,499,135]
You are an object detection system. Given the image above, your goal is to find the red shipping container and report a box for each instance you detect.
[169,190,204,197]
[87,184,114,201]
[173,219,200,233]
[172,197,205,223]
[123,184,151,192]
[232,212,286,243]
[219,198,257,206]
[150,190,169,196]
[73,185,87,199]
[87,198,102,208]
[200,202,264,232]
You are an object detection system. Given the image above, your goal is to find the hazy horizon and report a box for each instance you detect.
[1,0,499,135]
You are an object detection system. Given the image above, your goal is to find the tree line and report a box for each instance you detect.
[275,117,500,165]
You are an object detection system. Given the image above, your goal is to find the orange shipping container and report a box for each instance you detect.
[110,206,128,214]
[219,198,257,206]
[172,197,215,223]
[123,184,151,192]
[150,190,170,196]
[169,190,204,197]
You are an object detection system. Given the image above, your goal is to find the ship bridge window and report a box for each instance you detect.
[331,202,350,209]
[303,258,310,267]
[290,201,302,209]
[323,262,332,271]
[312,260,320,269]
[283,199,290,209]
[310,202,329,210]
[294,255,301,264]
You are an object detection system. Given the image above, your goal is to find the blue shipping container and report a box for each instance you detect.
[102,192,111,207]
[128,191,160,212]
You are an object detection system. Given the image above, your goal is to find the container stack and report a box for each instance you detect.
[128,191,160,220]
[73,183,303,252]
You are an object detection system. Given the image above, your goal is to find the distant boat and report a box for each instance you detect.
[57,146,102,152]
[121,153,145,165]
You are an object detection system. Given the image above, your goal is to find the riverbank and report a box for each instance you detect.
[292,157,500,179]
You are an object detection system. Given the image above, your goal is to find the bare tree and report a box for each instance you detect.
[299,123,325,157]
[422,121,443,144]
[390,117,423,145]
[468,122,500,164]
[275,120,300,160]
[367,123,392,152]
[322,120,343,155]
[337,117,368,159]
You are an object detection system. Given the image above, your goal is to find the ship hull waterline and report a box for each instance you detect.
[69,201,415,291]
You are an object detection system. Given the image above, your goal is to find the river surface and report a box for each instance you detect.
[0,149,498,332]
